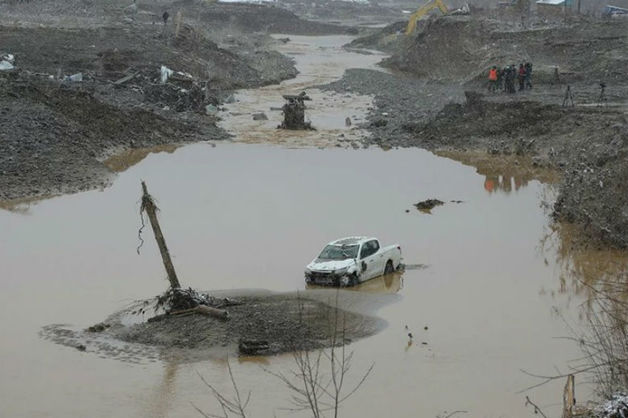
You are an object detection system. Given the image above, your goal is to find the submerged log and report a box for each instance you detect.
[238,339,270,355]
[171,305,229,319]
[148,305,229,323]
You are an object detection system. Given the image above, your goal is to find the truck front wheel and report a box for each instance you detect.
[349,273,359,286]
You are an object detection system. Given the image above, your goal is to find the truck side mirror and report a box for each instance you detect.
[361,261,367,272]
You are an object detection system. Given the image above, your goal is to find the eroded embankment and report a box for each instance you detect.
[372,17,628,85]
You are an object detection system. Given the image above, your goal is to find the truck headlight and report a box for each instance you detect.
[334,267,348,275]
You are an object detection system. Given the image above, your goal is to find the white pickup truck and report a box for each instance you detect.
[304,237,403,287]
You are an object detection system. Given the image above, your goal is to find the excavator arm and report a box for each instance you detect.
[405,0,449,35]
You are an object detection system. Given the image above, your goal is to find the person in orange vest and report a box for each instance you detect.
[488,66,498,92]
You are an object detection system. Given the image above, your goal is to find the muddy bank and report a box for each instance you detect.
[320,68,464,147]
[403,95,628,248]
[0,70,222,201]
[41,290,389,362]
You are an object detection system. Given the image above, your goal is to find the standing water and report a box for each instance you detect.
[0,36,609,418]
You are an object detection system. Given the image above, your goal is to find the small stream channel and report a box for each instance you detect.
[0,35,619,418]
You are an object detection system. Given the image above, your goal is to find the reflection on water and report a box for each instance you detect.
[541,222,628,301]
[483,174,529,194]
[306,271,404,294]
[540,221,628,398]
[437,150,560,194]
[146,362,179,418]
[104,145,180,173]
[0,194,55,214]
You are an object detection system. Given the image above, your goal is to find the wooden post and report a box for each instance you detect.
[174,10,183,39]
[562,374,575,418]
[141,181,181,289]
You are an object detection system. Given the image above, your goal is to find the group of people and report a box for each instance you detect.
[488,63,533,93]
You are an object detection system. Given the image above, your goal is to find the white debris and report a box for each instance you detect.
[64,73,83,82]
[595,393,628,418]
[218,0,276,3]
[160,65,174,84]
[123,2,138,15]
[0,53,15,71]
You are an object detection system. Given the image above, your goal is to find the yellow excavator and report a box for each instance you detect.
[405,0,449,35]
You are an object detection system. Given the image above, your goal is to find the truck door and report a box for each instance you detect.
[359,240,381,281]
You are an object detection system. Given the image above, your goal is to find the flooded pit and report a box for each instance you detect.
[1,35,626,418]
[0,142,601,418]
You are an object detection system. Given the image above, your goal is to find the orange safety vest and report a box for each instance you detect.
[488,68,498,81]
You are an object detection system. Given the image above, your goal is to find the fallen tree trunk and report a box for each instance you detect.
[140,181,181,289]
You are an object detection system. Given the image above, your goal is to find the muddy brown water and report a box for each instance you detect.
[0,35,625,418]
[218,35,388,146]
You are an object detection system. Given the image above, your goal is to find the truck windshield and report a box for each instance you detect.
[318,244,359,260]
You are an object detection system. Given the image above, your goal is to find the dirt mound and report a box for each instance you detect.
[197,2,347,35]
[115,294,381,354]
[41,291,387,362]
[383,17,495,80]
[408,95,566,143]
[382,17,628,83]
[348,21,407,52]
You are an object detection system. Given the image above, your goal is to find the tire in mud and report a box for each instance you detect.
[349,274,359,286]
[384,260,394,275]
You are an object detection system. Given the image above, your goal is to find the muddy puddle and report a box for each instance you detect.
[1,35,627,418]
